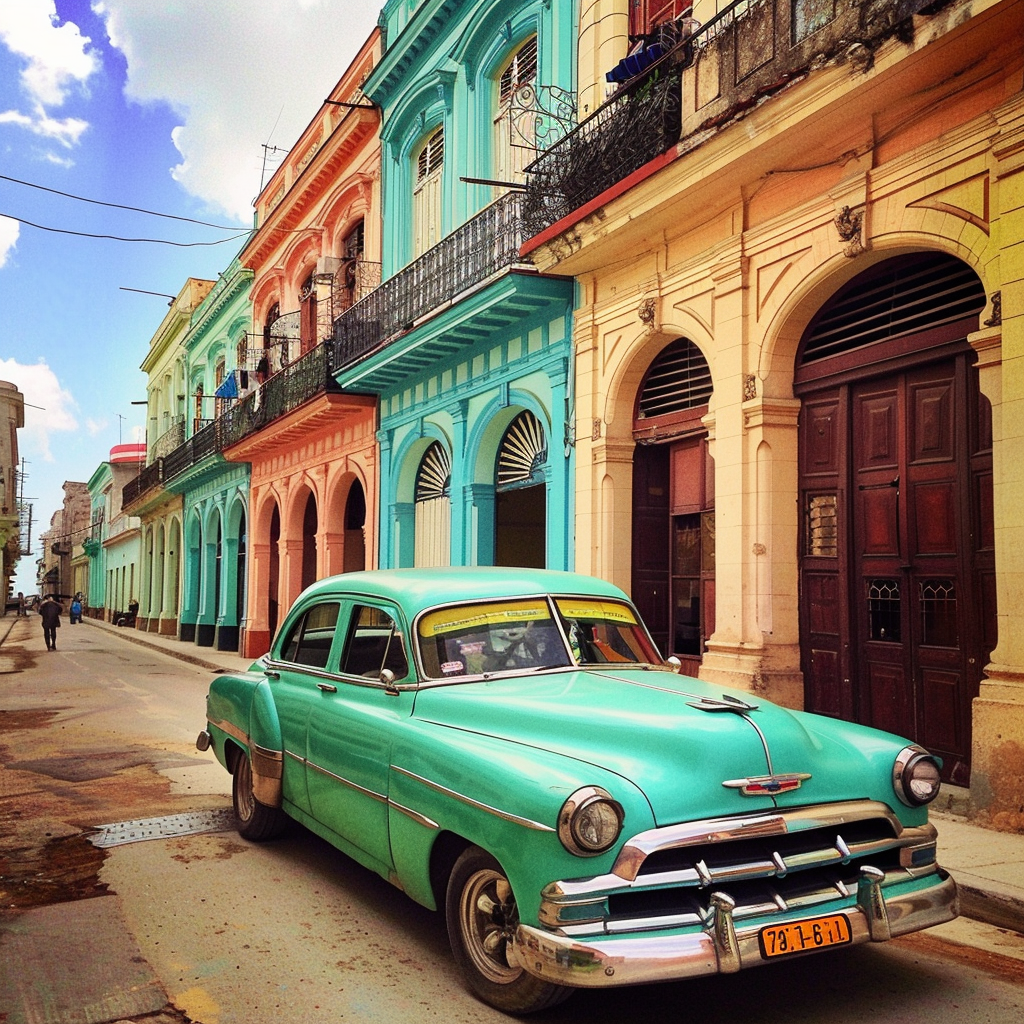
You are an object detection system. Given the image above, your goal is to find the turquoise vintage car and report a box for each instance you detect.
[198,567,957,1013]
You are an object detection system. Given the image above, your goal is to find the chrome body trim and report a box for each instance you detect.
[610,800,908,881]
[389,799,440,830]
[391,765,556,832]
[308,760,387,803]
[511,871,957,989]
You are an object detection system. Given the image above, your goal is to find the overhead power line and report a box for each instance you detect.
[0,173,246,230]
[0,212,250,247]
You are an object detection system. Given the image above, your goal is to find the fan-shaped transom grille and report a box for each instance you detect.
[497,411,547,490]
[500,36,538,105]
[801,252,986,365]
[637,338,713,419]
[415,441,451,502]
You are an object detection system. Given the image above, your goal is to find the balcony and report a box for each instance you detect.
[523,0,941,241]
[150,417,185,461]
[123,343,342,508]
[121,459,164,509]
[332,190,532,369]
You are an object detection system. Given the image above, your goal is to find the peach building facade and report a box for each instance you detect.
[526,0,1024,823]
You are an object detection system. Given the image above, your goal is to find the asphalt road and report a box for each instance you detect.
[2,616,1024,1024]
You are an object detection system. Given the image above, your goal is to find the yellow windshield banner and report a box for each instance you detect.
[555,598,638,624]
[419,599,551,637]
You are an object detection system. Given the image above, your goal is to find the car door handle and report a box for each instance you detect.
[317,682,338,693]
[264,670,280,680]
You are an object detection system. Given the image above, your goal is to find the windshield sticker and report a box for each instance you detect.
[555,598,638,624]
[441,661,465,675]
[419,599,551,637]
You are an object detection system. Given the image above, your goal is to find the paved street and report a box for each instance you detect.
[2,614,1024,1024]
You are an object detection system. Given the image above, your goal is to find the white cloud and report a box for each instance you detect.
[0,358,79,463]
[91,0,382,221]
[0,1,99,107]
[0,216,19,268]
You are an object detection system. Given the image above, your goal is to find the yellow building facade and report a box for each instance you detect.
[526,0,1024,825]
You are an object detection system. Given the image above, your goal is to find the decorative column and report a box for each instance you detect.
[968,94,1024,827]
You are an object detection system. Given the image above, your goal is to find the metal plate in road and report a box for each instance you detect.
[87,807,235,848]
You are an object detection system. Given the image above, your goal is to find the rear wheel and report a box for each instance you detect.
[445,845,571,1014]
[232,749,287,841]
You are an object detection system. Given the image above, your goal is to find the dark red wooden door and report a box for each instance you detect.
[800,355,993,783]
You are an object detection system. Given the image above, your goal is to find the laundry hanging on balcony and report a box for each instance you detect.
[215,371,239,400]
[605,16,700,86]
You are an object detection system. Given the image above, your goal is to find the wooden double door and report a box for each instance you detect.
[799,353,995,784]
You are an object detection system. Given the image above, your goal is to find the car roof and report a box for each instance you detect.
[296,566,630,618]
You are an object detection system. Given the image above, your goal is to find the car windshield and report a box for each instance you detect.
[416,596,663,680]
[553,597,663,667]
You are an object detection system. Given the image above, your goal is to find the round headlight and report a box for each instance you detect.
[893,745,942,806]
[558,786,624,856]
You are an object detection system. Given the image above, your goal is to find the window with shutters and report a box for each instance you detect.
[413,126,444,257]
[629,0,692,39]
[494,36,538,192]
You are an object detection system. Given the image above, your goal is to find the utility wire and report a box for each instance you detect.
[0,173,246,230]
[0,212,250,247]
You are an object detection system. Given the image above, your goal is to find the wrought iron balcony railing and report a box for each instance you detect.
[523,0,942,239]
[522,29,687,238]
[150,418,185,461]
[122,343,340,508]
[122,458,164,508]
[332,190,530,368]
[219,341,340,449]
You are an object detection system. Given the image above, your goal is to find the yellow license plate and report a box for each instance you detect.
[758,914,852,959]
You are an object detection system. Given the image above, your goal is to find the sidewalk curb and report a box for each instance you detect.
[957,880,1024,935]
[80,616,248,673]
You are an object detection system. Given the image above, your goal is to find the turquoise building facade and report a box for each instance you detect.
[172,255,254,651]
[334,0,577,570]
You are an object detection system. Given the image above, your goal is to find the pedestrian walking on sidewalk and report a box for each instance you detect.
[39,595,63,650]
[69,595,82,624]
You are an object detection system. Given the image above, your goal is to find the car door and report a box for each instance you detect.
[266,599,345,816]
[305,601,414,874]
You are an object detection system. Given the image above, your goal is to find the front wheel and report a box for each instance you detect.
[232,749,287,841]
[445,846,571,1014]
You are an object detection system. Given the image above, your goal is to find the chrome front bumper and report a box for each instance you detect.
[510,868,957,989]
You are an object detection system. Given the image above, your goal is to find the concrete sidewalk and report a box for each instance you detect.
[79,612,256,673]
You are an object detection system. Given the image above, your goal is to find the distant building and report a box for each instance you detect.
[0,379,26,607]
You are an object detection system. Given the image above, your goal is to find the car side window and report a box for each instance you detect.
[279,602,341,668]
[340,604,409,680]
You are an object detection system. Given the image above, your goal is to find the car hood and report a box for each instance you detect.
[411,668,904,826]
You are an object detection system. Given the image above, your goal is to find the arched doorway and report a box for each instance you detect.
[795,251,994,785]
[235,508,247,646]
[414,441,451,567]
[630,337,714,674]
[301,491,318,591]
[268,505,281,642]
[495,411,547,568]
[344,480,366,573]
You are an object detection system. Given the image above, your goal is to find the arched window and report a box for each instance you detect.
[413,126,444,257]
[494,35,538,191]
[497,410,547,489]
[414,441,451,567]
[299,269,317,354]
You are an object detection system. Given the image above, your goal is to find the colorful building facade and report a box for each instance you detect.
[227,30,383,658]
[524,0,1024,821]
[173,255,254,651]
[124,277,215,635]
[333,0,577,572]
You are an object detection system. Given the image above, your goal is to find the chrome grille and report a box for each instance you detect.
[539,800,939,936]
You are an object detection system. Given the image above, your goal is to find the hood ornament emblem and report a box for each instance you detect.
[687,694,759,714]
[722,773,812,796]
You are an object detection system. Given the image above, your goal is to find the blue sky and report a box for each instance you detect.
[1,1,381,593]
